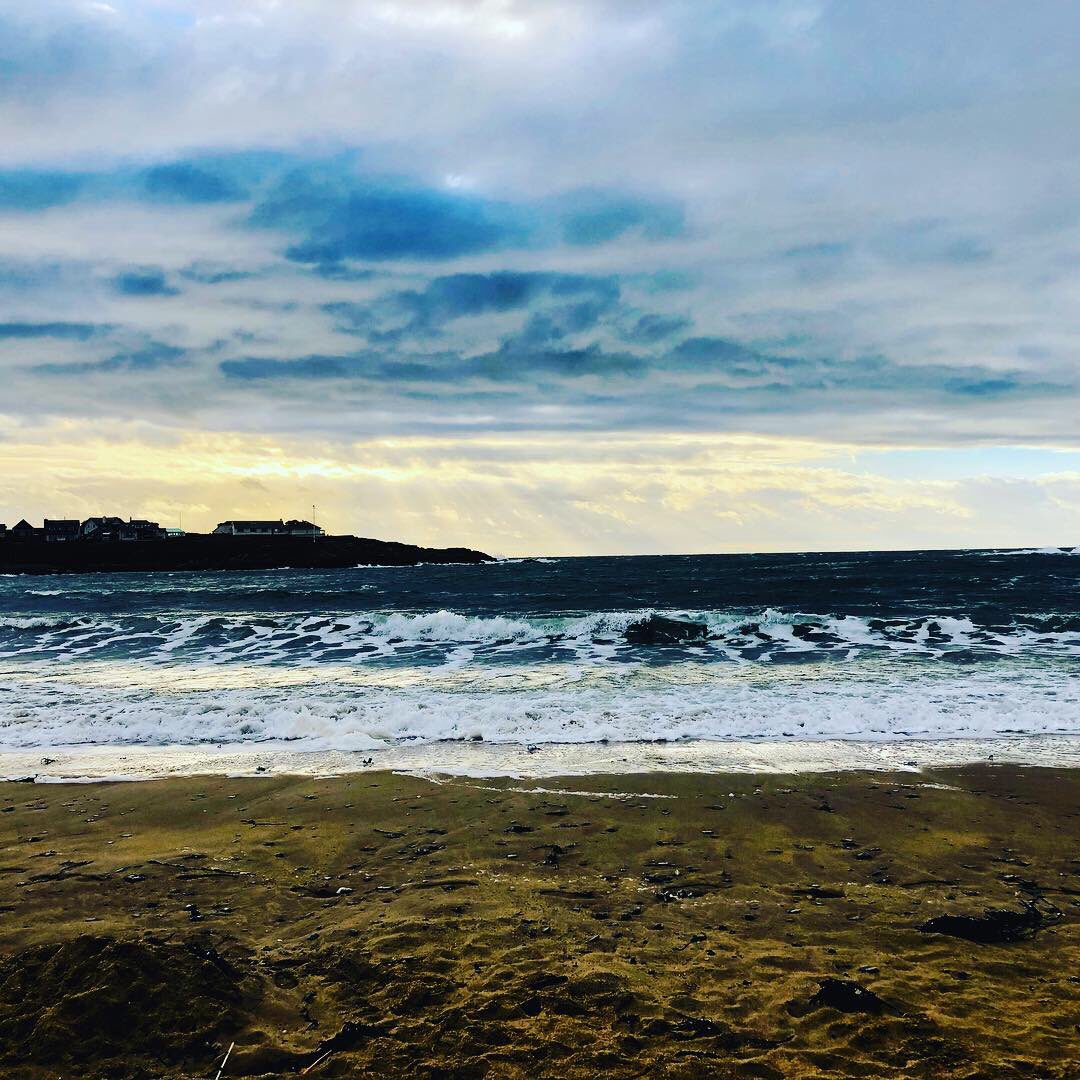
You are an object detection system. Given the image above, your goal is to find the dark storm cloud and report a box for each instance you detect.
[249,167,531,263]
[217,331,1069,423]
[402,271,619,324]
[0,169,86,211]
[221,338,648,384]
[0,321,110,340]
[0,155,260,212]
[111,267,179,297]
[317,271,636,356]
[142,162,246,204]
[0,154,685,280]
[622,313,692,344]
[220,353,360,381]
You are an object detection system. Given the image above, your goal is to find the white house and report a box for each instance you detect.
[213,519,324,537]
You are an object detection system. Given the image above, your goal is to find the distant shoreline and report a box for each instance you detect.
[0,534,494,574]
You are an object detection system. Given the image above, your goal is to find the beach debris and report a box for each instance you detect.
[920,901,1057,944]
[654,880,722,903]
[623,615,709,645]
[300,1049,333,1074]
[539,844,570,867]
[213,1040,234,1080]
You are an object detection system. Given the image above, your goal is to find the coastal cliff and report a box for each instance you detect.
[0,535,494,574]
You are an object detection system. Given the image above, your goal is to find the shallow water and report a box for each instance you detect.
[0,548,1076,755]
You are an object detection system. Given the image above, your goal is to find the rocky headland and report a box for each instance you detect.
[0,534,494,574]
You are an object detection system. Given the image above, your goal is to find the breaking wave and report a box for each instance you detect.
[0,550,1076,754]
[0,608,1077,665]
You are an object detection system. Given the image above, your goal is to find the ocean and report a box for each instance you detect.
[0,548,1077,763]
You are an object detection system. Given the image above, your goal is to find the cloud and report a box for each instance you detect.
[0,321,109,340]
[179,263,256,285]
[0,2,1079,547]
[0,169,85,211]
[32,341,187,376]
[407,272,605,323]
[111,267,179,297]
[622,313,692,344]
[250,172,530,263]
[221,353,359,381]
[212,327,1071,444]
[553,190,685,246]
[142,162,246,204]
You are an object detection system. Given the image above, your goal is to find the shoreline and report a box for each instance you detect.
[1,762,1076,1077]
[2,732,1078,784]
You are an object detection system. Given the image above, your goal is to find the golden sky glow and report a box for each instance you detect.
[3,419,1076,555]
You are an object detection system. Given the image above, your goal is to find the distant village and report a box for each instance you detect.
[0,517,325,542]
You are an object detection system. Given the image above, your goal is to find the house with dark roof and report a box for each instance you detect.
[44,519,80,542]
[284,519,324,537]
[122,519,167,541]
[81,516,165,541]
[214,519,286,536]
[213,519,324,537]
[10,519,41,540]
[81,516,127,540]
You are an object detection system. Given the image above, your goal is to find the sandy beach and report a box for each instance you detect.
[1,762,1077,1078]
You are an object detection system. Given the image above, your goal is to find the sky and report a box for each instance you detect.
[1,0,1078,555]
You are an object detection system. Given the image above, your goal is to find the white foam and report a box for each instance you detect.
[4,733,1078,783]
[989,546,1078,556]
[0,659,1075,751]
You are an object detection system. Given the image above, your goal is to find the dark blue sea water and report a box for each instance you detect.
[0,548,1076,751]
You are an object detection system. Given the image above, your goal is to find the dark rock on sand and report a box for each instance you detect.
[797,978,889,1015]
[920,902,1054,944]
[623,615,709,645]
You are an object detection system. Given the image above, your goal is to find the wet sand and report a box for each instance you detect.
[1,764,1077,1078]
